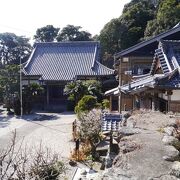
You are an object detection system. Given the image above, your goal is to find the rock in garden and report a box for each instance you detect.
[151,175,179,180]
[69,160,77,166]
[119,140,139,154]
[170,161,180,178]
[163,145,179,161]
[118,127,139,136]
[162,135,179,146]
[164,127,175,136]
[126,118,136,128]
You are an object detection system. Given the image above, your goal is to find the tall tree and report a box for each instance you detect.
[56,25,92,41]
[0,33,32,66]
[98,0,156,68]
[144,0,180,38]
[0,65,20,108]
[98,0,156,56]
[34,25,60,42]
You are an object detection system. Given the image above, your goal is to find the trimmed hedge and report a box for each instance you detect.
[75,95,98,115]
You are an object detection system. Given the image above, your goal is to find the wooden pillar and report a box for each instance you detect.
[167,90,172,112]
[28,77,30,85]
[151,97,155,111]
[167,95,170,112]
[119,93,122,113]
[46,84,49,105]
[110,96,112,112]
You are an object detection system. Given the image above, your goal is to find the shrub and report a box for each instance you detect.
[0,131,66,180]
[66,100,75,111]
[102,99,110,109]
[78,109,102,159]
[70,142,91,161]
[13,97,21,115]
[75,95,97,115]
[64,80,103,106]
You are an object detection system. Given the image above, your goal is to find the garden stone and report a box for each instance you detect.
[170,161,180,178]
[163,145,179,161]
[118,127,139,136]
[119,140,139,154]
[150,175,179,180]
[164,127,175,136]
[126,117,136,128]
[162,135,180,146]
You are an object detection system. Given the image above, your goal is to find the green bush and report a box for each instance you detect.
[75,95,98,115]
[102,99,110,109]
[66,100,75,111]
[13,97,21,115]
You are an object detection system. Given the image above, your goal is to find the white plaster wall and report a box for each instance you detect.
[158,90,180,101]
[22,80,39,86]
[158,93,168,100]
[171,90,180,101]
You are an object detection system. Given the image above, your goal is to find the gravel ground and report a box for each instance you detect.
[0,111,76,158]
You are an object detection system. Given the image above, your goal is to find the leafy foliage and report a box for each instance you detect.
[0,65,20,108]
[34,25,60,42]
[98,0,156,56]
[0,65,43,114]
[102,99,110,109]
[21,83,44,114]
[0,33,32,66]
[144,0,180,38]
[56,25,92,41]
[98,0,180,67]
[83,80,102,100]
[64,80,87,104]
[64,80,102,106]
[75,95,98,115]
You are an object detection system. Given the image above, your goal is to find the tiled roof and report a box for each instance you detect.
[23,41,114,81]
[101,113,122,132]
[119,70,180,94]
[158,69,180,88]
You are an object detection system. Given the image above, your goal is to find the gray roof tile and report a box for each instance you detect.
[24,41,114,81]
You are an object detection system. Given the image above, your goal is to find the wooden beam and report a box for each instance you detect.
[110,96,112,112]
[46,85,49,106]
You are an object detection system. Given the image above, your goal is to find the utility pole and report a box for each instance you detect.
[20,58,23,117]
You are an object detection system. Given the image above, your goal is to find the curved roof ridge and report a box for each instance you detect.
[96,61,115,73]
[34,41,100,48]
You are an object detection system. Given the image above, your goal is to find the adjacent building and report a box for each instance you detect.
[105,24,180,113]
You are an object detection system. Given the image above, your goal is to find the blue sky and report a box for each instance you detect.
[0,0,130,40]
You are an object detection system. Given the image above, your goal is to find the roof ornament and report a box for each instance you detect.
[91,44,98,69]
